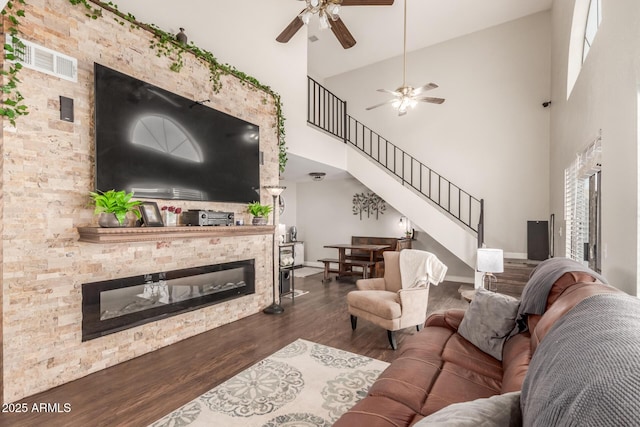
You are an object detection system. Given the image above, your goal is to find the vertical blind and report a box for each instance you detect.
[564,133,602,262]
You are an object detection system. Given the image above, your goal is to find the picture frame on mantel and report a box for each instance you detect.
[139,202,164,227]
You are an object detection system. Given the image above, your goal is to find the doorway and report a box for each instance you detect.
[586,170,602,272]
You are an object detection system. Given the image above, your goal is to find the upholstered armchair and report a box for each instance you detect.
[347,251,431,350]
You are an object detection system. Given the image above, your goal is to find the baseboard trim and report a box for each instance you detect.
[306,261,474,284]
[445,275,474,284]
[505,252,528,260]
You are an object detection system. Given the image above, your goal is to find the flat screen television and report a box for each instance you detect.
[94,63,261,203]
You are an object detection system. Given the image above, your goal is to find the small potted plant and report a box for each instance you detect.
[247,201,272,225]
[89,190,143,227]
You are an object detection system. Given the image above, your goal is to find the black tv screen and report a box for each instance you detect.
[94,63,261,203]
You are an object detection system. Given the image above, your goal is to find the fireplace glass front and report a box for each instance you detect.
[82,260,255,341]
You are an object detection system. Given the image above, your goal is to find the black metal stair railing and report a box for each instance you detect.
[307,76,347,140]
[307,76,484,242]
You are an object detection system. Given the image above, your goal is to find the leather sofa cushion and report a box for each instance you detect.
[425,308,465,330]
[369,355,442,413]
[501,332,531,393]
[373,320,502,417]
[336,395,420,427]
[421,362,501,415]
[531,282,625,353]
[442,334,503,381]
[527,271,601,333]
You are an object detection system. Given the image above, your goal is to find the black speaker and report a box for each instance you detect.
[60,96,74,122]
[527,220,549,261]
[279,269,291,294]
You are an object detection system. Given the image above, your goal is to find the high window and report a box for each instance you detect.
[582,0,602,63]
[567,0,603,98]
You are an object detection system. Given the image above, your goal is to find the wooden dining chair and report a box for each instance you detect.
[376,238,411,277]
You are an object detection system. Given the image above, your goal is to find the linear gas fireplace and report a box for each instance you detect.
[82,259,255,341]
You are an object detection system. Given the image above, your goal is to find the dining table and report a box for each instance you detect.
[323,243,391,280]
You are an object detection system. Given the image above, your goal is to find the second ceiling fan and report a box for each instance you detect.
[276,0,394,49]
[366,0,445,115]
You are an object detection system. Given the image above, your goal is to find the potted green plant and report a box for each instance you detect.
[247,201,273,225]
[89,190,143,227]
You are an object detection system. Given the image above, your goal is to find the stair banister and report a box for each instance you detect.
[306,76,484,244]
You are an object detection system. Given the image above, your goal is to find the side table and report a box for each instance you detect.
[279,243,296,301]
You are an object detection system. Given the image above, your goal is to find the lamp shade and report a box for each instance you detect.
[477,248,504,273]
[264,185,286,197]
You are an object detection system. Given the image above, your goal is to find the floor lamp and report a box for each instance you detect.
[263,185,286,315]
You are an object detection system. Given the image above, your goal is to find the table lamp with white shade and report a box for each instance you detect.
[477,248,504,292]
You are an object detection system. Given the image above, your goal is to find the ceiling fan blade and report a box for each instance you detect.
[416,96,446,104]
[330,17,357,49]
[366,98,397,110]
[341,0,394,5]
[411,83,439,96]
[276,14,304,43]
[377,88,402,96]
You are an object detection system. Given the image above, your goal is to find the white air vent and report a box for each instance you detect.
[5,35,77,82]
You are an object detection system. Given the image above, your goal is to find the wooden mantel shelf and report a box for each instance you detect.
[77,225,275,244]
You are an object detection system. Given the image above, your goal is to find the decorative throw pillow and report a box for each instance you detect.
[458,288,520,360]
[413,391,522,427]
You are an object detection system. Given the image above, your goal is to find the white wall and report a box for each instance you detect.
[324,12,552,258]
[296,177,403,262]
[278,180,298,236]
[549,0,640,295]
[295,176,472,280]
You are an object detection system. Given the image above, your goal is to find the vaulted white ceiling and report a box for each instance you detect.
[300,0,553,78]
[110,0,552,81]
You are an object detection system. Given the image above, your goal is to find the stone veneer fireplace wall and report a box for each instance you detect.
[1,2,279,402]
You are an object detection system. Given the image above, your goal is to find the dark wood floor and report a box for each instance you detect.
[2,271,470,427]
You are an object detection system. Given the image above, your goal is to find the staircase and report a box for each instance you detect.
[306,77,484,269]
[495,259,540,298]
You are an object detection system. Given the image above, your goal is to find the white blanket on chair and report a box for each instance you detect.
[399,249,448,288]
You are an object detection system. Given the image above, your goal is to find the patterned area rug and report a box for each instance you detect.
[149,339,389,427]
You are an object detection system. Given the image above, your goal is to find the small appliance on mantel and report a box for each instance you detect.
[289,226,297,242]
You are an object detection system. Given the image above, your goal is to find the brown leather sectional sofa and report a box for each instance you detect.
[334,264,631,426]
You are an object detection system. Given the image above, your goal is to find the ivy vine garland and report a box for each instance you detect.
[1,0,28,126]
[2,0,288,172]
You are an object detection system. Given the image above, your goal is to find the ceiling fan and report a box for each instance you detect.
[366,0,445,116]
[276,0,394,50]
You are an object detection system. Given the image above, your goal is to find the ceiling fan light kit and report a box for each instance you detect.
[276,0,394,49]
[366,0,445,115]
[299,0,341,28]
